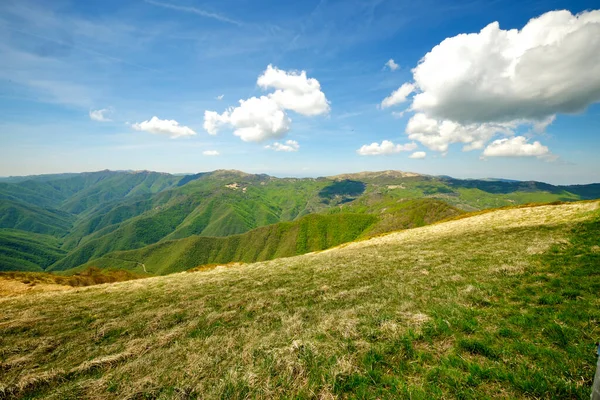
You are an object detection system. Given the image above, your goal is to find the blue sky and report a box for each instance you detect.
[0,0,599,184]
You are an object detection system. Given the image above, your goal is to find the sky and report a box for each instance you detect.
[0,0,599,184]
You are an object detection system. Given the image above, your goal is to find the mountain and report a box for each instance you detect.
[1,169,599,273]
[1,201,598,398]
[0,199,74,236]
[0,229,66,272]
[63,199,460,275]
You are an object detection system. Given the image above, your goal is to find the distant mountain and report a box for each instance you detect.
[1,169,599,272]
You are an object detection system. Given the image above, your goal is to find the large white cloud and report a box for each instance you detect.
[257,65,330,116]
[357,140,417,156]
[482,136,549,158]
[383,10,600,156]
[410,10,600,123]
[205,96,291,142]
[204,65,329,142]
[265,140,300,152]
[406,113,512,152]
[132,116,196,138]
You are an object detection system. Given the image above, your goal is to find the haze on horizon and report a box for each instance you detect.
[1,0,599,185]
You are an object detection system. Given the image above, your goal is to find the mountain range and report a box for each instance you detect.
[1,169,599,274]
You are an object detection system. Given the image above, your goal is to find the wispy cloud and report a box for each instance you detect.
[4,25,160,73]
[90,108,113,122]
[384,59,399,71]
[144,0,244,27]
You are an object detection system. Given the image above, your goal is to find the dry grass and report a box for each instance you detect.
[0,279,72,297]
[187,262,247,273]
[0,268,146,298]
[0,201,598,399]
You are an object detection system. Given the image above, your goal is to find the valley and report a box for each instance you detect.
[2,169,599,275]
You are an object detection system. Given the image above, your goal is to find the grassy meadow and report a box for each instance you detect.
[0,201,599,399]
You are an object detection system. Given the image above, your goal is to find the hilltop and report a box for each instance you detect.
[327,170,422,180]
[1,201,598,398]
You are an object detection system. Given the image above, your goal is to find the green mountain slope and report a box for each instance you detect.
[51,173,332,270]
[55,168,597,273]
[67,199,461,275]
[60,171,179,215]
[0,229,66,272]
[0,200,74,236]
[1,201,598,398]
[1,169,600,273]
[328,171,600,211]
[0,170,180,215]
[73,213,378,274]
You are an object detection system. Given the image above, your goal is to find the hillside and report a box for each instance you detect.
[73,213,378,275]
[0,200,74,236]
[0,230,66,272]
[1,169,600,272]
[1,201,598,398]
[57,199,460,274]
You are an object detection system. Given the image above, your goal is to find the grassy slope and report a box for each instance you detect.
[75,213,378,275]
[333,196,464,237]
[70,199,460,275]
[0,268,146,296]
[1,202,598,399]
[0,229,66,272]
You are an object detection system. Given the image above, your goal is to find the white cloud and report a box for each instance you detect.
[385,59,399,71]
[406,113,512,152]
[216,94,224,100]
[265,140,300,152]
[132,116,196,138]
[409,151,426,159]
[409,10,600,123]
[204,65,329,142]
[203,110,230,136]
[382,10,600,156]
[257,64,330,116]
[205,96,290,142]
[482,136,549,158]
[203,150,220,156]
[357,140,417,156]
[89,108,112,122]
[381,83,414,109]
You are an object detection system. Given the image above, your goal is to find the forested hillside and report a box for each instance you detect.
[1,169,599,273]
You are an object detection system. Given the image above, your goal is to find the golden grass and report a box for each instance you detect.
[0,268,147,298]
